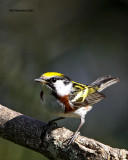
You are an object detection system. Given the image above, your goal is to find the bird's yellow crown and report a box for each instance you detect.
[42,72,64,78]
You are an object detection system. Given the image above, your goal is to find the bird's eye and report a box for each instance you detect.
[51,78,57,83]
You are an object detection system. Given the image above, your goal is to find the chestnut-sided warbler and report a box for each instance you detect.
[35,72,119,144]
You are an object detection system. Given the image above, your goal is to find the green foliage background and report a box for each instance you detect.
[0,0,128,159]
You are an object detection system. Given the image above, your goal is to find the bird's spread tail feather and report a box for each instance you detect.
[90,75,119,92]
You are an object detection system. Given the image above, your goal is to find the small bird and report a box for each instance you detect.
[35,72,119,144]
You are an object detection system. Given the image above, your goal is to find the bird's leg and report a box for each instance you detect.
[40,117,65,144]
[64,118,85,145]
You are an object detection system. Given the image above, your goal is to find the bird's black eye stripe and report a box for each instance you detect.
[50,77,63,83]
[51,78,57,83]
[64,79,70,85]
[47,76,71,85]
[63,76,71,85]
[47,77,58,84]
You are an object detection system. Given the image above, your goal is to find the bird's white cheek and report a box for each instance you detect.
[55,81,72,96]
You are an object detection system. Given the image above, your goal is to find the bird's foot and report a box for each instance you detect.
[63,132,80,145]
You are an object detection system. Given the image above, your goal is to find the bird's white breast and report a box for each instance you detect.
[42,85,65,114]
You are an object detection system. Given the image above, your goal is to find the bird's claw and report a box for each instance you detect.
[63,132,80,145]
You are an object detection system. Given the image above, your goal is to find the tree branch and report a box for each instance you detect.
[0,104,128,160]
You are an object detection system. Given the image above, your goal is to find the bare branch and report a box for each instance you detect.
[0,104,128,160]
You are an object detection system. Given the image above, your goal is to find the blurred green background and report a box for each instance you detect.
[0,0,128,159]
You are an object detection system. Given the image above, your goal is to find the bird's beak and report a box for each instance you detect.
[34,77,47,84]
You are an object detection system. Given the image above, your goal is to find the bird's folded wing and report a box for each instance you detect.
[72,92,105,107]
[85,92,105,105]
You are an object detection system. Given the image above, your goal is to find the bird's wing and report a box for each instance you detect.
[70,81,105,107]
[70,81,89,103]
[84,91,105,106]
